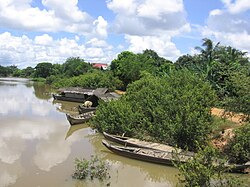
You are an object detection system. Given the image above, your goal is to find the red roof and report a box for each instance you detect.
[92,63,108,69]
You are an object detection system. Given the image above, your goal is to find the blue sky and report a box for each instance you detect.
[0,0,249,68]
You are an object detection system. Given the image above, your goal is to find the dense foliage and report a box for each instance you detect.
[51,70,122,90]
[110,49,173,89]
[224,72,250,121]
[224,124,250,164]
[62,57,92,77]
[34,62,53,78]
[93,70,216,151]
[175,145,245,187]
[176,39,249,100]
[0,65,18,77]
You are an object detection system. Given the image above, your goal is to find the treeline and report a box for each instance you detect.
[1,38,249,121]
[1,38,249,151]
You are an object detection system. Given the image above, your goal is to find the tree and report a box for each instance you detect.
[224,71,250,120]
[0,65,19,77]
[93,70,216,151]
[62,57,92,77]
[21,66,35,77]
[110,51,139,88]
[195,38,220,64]
[34,62,53,78]
[110,50,172,89]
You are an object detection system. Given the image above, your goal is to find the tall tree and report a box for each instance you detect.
[34,62,53,78]
[62,57,92,77]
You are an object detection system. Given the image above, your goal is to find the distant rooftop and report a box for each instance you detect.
[92,63,108,70]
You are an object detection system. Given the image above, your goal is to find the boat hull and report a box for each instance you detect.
[53,94,86,103]
[78,105,97,114]
[103,132,194,155]
[66,112,95,125]
[102,140,179,166]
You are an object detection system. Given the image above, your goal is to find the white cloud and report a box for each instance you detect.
[93,16,108,38]
[222,0,250,14]
[107,0,138,15]
[0,32,115,67]
[125,35,181,61]
[107,0,189,36]
[34,34,53,45]
[0,171,18,187]
[202,28,250,55]
[0,0,107,37]
[137,0,184,20]
[107,0,189,60]
[202,0,250,54]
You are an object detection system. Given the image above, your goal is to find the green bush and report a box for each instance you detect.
[224,124,250,164]
[51,71,123,90]
[93,70,216,151]
[175,145,245,187]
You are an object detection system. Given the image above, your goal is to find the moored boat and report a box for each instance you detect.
[66,111,95,125]
[53,88,95,103]
[102,140,192,166]
[78,104,97,114]
[102,140,250,173]
[103,132,194,155]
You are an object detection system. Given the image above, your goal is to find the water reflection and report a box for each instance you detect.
[0,81,54,116]
[65,124,89,140]
[52,100,79,114]
[0,78,182,187]
[86,134,178,187]
[33,82,53,100]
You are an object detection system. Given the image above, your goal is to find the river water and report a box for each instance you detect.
[0,78,179,187]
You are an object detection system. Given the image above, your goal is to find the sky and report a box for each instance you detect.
[0,0,250,68]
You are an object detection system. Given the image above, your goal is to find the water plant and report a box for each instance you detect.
[72,155,110,181]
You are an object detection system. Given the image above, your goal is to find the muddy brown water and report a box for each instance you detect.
[0,78,179,187]
[1,78,249,187]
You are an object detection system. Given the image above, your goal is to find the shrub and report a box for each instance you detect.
[224,124,250,164]
[93,70,216,151]
[72,155,110,181]
[175,145,246,187]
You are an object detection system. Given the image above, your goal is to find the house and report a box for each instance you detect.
[92,63,108,70]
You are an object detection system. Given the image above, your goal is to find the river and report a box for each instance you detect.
[0,78,179,187]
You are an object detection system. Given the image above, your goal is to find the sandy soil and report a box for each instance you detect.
[211,108,245,124]
[211,108,246,150]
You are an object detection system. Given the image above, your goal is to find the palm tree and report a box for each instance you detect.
[195,38,220,64]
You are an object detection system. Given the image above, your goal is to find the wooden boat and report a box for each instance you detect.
[53,88,95,103]
[102,140,192,166]
[78,104,97,114]
[102,140,250,173]
[103,132,194,155]
[66,111,95,125]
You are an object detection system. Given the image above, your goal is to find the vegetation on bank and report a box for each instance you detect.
[175,145,247,187]
[93,71,216,151]
[2,38,249,184]
[223,124,250,164]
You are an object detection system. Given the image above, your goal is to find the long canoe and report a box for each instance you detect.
[102,140,249,173]
[102,140,191,166]
[103,132,194,155]
[66,111,95,125]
